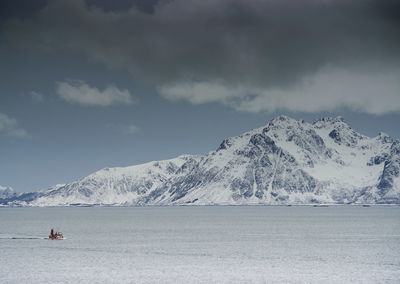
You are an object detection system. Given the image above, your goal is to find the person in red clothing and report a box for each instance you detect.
[50,228,54,237]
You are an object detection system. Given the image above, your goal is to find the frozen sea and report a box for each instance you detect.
[1,206,399,283]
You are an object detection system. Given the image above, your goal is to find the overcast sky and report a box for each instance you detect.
[1,0,399,192]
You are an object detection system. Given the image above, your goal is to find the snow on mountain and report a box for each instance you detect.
[2,116,399,206]
[19,156,200,206]
[0,185,14,199]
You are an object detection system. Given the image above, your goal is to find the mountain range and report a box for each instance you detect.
[2,115,399,206]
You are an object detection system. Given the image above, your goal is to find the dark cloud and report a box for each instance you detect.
[3,0,400,113]
[0,0,47,24]
[86,0,159,14]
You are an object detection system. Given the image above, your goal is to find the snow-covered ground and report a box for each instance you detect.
[1,206,399,283]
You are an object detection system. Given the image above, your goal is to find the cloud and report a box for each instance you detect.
[30,91,44,102]
[0,112,30,138]
[106,123,140,135]
[4,0,400,114]
[120,124,140,135]
[56,80,133,106]
[159,66,400,115]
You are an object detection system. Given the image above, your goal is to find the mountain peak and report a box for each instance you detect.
[0,185,13,191]
[377,132,393,144]
[312,116,347,127]
[270,115,297,124]
[0,185,14,198]
[263,115,302,133]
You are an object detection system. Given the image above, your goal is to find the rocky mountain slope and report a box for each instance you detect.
[2,116,399,206]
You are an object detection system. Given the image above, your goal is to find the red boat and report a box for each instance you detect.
[49,228,63,239]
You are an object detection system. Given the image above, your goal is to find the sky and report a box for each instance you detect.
[0,0,399,193]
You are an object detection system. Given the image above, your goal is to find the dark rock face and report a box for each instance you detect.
[378,132,393,144]
[329,128,363,147]
[222,129,323,202]
[377,141,400,198]
[329,129,341,143]
[231,178,253,200]
[217,139,232,151]
[367,153,390,166]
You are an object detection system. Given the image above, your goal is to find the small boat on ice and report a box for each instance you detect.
[49,228,63,240]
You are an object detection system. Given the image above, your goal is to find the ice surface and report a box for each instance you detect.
[1,206,399,283]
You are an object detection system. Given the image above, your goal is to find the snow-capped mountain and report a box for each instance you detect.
[2,116,399,206]
[0,185,15,199]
